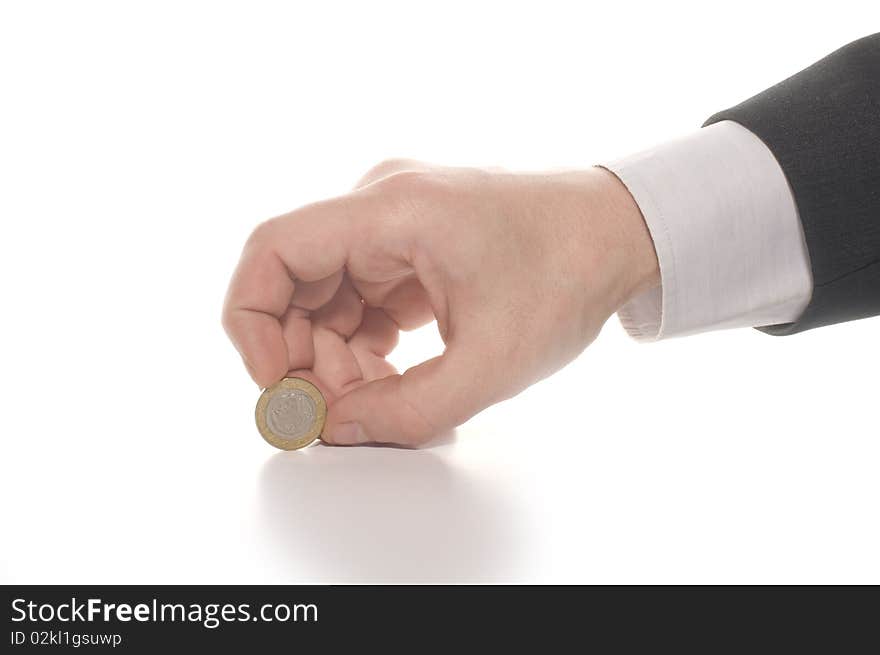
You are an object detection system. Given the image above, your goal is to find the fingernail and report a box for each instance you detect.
[330,422,368,444]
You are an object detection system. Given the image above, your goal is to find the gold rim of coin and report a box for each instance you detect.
[255,377,326,451]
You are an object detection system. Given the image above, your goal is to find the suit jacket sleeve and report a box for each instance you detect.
[704,33,880,335]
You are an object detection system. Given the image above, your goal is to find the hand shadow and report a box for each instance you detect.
[258,441,525,583]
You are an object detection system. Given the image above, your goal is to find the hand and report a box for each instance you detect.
[222,160,659,446]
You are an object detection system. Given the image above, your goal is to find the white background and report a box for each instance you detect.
[1,1,877,584]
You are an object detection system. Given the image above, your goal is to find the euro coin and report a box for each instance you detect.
[255,377,326,450]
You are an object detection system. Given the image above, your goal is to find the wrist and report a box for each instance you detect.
[590,166,660,308]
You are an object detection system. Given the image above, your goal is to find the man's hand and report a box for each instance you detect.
[222,161,659,446]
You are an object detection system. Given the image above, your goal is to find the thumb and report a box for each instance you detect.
[322,347,504,446]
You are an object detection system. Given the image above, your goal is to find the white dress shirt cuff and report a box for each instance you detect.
[603,120,813,341]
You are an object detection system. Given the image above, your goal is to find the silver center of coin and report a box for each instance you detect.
[265,389,317,440]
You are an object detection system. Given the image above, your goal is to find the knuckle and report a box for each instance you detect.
[220,305,233,334]
[376,170,447,199]
[245,217,276,248]
[363,158,418,181]
[220,304,245,340]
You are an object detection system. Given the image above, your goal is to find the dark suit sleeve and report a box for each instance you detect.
[704,33,880,335]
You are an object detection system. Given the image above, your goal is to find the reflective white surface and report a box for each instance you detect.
[3,317,878,584]
[1,2,878,584]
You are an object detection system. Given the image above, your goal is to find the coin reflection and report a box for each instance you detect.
[258,445,525,583]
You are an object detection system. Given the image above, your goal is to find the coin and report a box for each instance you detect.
[255,377,326,450]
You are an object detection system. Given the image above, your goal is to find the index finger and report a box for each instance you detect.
[221,194,359,388]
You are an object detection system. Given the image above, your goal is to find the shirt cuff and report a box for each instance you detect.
[603,120,813,341]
